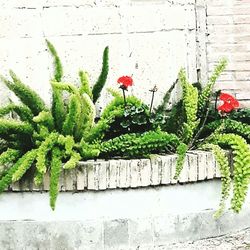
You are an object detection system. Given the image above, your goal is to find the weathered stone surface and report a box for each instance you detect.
[104,219,129,249]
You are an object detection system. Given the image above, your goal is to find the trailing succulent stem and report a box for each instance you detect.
[202,144,231,218]
[211,134,250,213]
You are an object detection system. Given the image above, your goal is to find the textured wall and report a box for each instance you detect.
[0,0,199,111]
[206,0,250,107]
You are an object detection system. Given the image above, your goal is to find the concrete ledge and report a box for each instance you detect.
[0,180,250,249]
[7,150,224,192]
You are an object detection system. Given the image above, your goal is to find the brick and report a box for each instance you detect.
[107,160,118,189]
[104,219,129,248]
[64,169,77,191]
[150,156,162,185]
[43,171,50,191]
[178,155,189,183]
[42,6,122,36]
[76,164,86,191]
[97,160,108,190]
[128,218,153,247]
[195,151,207,181]
[87,162,99,190]
[139,159,151,187]
[187,153,198,182]
[130,160,141,187]
[160,155,172,185]
[206,152,216,179]
[0,9,43,38]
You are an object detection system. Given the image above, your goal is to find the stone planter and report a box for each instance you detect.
[1,150,250,250]
[8,150,221,192]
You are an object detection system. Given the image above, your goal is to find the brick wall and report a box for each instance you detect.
[0,0,199,111]
[206,0,250,107]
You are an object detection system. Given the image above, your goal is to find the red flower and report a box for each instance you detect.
[117,76,133,89]
[217,92,239,113]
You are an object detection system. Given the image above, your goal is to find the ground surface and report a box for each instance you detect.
[158,227,250,250]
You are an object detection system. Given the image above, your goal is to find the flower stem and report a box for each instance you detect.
[122,88,127,108]
[215,90,220,111]
[150,91,155,113]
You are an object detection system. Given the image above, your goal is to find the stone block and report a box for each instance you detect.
[150,156,162,185]
[187,153,198,182]
[178,155,189,183]
[76,164,86,191]
[160,155,172,185]
[206,151,216,179]
[170,155,178,184]
[117,159,131,188]
[130,159,141,188]
[64,169,77,191]
[195,151,207,181]
[104,219,129,249]
[97,160,108,190]
[87,162,99,190]
[139,159,151,187]
[128,218,153,248]
[107,160,118,189]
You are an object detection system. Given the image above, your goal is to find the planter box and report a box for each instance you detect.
[7,150,223,192]
[1,150,250,250]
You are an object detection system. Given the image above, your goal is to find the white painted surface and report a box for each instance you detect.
[0,0,198,110]
[0,180,248,221]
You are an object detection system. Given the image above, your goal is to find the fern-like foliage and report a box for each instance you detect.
[1,72,46,116]
[205,119,250,142]
[0,149,21,176]
[0,118,33,136]
[92,46,109,103]
[178,68,200,144]
[99,130,180,158]
[0,151,35,192]
[50,147,62,210]
[47,40,66,132]
[36,132,59,175]
[46,40,63,82]
[174,143,188,179]
[0,104,33,123]
[62,94,81,136]
[12,149,37,182]
[197,59,227,117]
[79,71,93,98]
[0,40,109,210]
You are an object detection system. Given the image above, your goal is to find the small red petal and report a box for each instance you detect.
[117,76,133,88]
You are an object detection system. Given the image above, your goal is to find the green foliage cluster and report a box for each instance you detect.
[0,40,109,209]
[202,144,231,218]
[210,134,250,213]
[205,119,250,142]
[99,130,180,158]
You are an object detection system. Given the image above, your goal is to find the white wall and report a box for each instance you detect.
[206,0,250,107]
[0,0,198,111]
